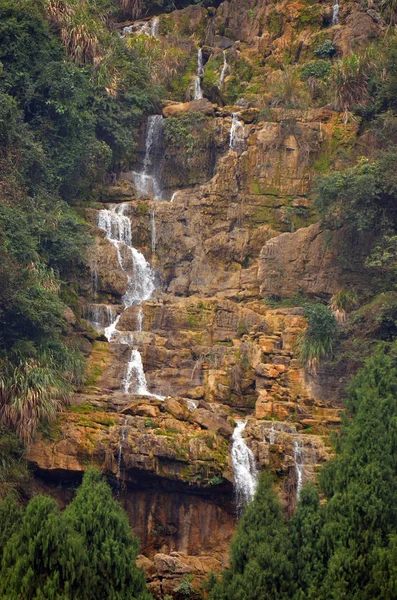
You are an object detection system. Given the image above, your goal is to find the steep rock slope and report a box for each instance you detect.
[26,0,383,595]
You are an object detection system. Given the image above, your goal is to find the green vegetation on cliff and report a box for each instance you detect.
[210,344,397,599]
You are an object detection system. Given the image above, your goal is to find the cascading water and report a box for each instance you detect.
[332,0,339,25]
[150,209,156,255]
[294,439,305,502]
[151,16,160,37]
[186,399,199,412]
[193,48,204,100]
[269,422,277,444]
[85,304,118,334]
[97,204,158,396]
[123,349,149,395]
[229,113,245,152]
[218,50,228,88]
[133,115,164,200]
[231,421,258,514]
[97,205,155,317]
[122,17,160,37]
[170,192,178,203]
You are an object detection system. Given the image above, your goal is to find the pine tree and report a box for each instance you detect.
[0,493,24,564]
[209,475,294,600]
[289,484,325,600]
[64,469,152,600]
[311,343,397,599]
[0,494,86,599]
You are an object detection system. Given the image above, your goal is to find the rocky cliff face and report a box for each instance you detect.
[27,0,381,595]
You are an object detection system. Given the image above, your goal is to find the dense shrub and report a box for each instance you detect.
[297,303,338,365]
[300,60,331,80]
[313,40,336,59]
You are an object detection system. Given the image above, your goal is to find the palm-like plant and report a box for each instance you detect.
[0,349,83,444]
[330,49,381,118]
[47,0,106,66]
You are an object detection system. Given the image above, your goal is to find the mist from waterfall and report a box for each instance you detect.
[231,421,258,514]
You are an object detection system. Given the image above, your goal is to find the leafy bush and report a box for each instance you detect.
[313,40,336,59]
[297,304,338,365]
[175,574,195,596]
[314,149,397,232]
[300,60,331,81]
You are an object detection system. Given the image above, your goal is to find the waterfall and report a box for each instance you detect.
[193,77,203,101]
[229,113,245,152]
[231,421,258,514]
[150,209,156,255]
[332,0,339,25]
[170,192,178,203]
[269,422,276,445]
[97,204,158,397]
[197,48,204,76]
[97,205,155,323]
[186,399,199,412]
[193,48,204,100]
[85,304,118,334]
[122,18,159,37]
[117,417,128,481]
[151,16,160,37]
[123,349,148,395]
[218,50,228,88]
[137,307,143,332]
[133,115,164,200]
[294,439,305,502]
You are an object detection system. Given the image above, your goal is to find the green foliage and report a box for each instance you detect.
[0,469,152,599]
[175,573,195,596]
[209,475,294,600]
[0,494,86,599]
[297,304,338,365]
[0,427,29,497]
[331,289,358,312]
[313,40,336,59]
[289,485,325,599]
[164,112,206,156]
[64,469,152,600]
[0,493,24,563]
[300,60,331,81]
[0,347,84,443]
[314,150,397,232]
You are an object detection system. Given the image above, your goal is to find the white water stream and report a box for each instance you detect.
[294,439,304,501]
[193,48,204,100]
[231,421,258,514]
[133,115,164,200]
[332,0,339,25]
[218,50,228,88]
[229,113,245,152]
[97,203,156,396]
